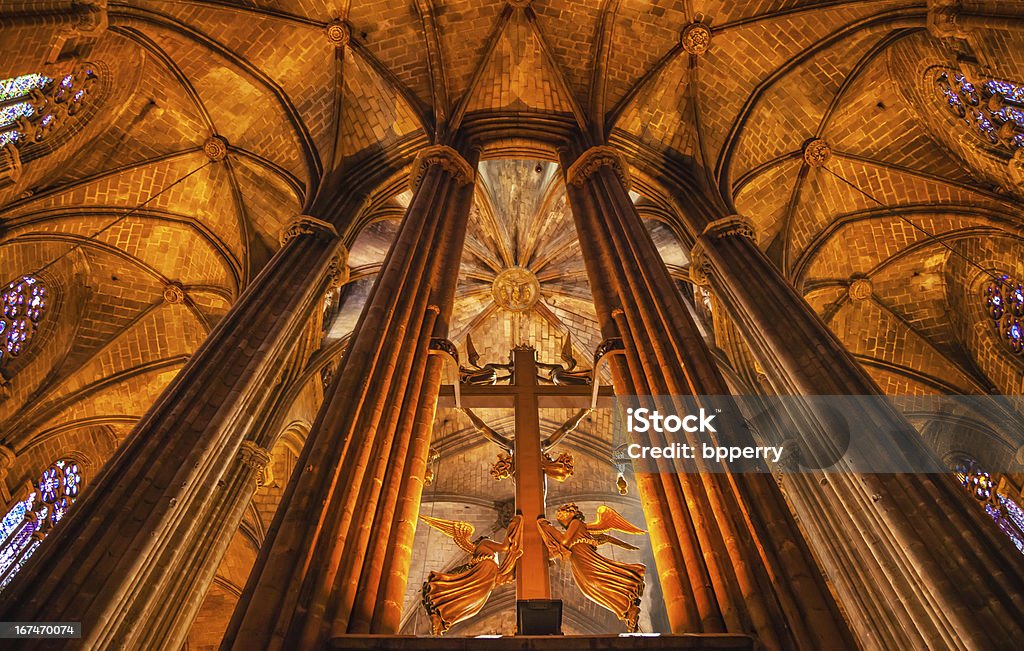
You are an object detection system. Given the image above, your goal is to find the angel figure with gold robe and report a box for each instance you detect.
[420,514,523,635]
[537,503,646,631]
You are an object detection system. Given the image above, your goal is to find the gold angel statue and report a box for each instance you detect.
[537,503,647,631]
[420,514,524,635]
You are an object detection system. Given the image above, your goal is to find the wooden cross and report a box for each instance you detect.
[437,345,614,601]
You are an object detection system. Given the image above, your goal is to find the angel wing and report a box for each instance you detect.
[560,334,577,370]
[587,505,646,536]
[420,515,477,554]
[465,334,481,368]
[593,533,640,551]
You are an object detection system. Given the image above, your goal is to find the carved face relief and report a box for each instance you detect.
[492,267,540,313]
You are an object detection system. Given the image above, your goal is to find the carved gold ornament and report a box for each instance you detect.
[492,267,541,313]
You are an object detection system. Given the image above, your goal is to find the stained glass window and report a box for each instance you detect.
[0,69,97,150]
[983,275,1024,355]
[936,70,1024,152]
[0,275,47,366]
[0,459,82,590]
[953,457,1024,555]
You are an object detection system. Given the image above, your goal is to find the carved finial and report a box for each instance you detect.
[163,282,185,304]
[203,135,229,162]
[325,20,350,48]
[848,277,873,302]
[681,21,712,56]
[803,138,832,168]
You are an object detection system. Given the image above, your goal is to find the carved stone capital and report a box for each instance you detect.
[408,145,474,191]
[326,248,349,290]
[325,20,350,48]
[680,21,712,56]
[565,145,631,190]
[203,135,229,162]
[429,337,459,364]
[238,441,272,486]
[701,214,757,242]
[593,337,625,365]
[689,240,712,286]
[1010,149,1024,189]
[163,282,185,304]
[848,277,873,302]
[927,2,969,39]
[803,138,832,168]
[70,0,109,36]
[279,215,339,246]
[0,445,16,472]
[0,143,22,191]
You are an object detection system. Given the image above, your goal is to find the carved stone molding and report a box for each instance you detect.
[203,135,229,162]
[848,278,873,302]
[565,145,632,190]
[689,240,712,286]
[680,21,712,56]
[701,214,757,242]
[0,445,16,472]
[1010,149,1024,189]
[803,138,832,168]
[279,215,339,246]
[0,144,22,191]
[408,145,474,191]
[429,337,459,364]
[326,248,349,290]
[927,1,968,39]
[325,20,350,48]
[238,441,272,486]
[71,0,109,37]
[163,282,185,304]
[593,337,625,365]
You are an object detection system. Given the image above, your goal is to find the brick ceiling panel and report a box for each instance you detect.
[347,1,433,110]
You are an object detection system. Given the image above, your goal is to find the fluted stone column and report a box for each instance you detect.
[560,145,854,650]
[222,145,477,649]
[688,209,1024,648]
[0,216,345,648]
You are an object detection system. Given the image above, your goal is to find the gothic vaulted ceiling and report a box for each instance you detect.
[3,0,1024,636]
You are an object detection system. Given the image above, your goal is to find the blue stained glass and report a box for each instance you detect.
[0,495,33,545]
[0,102,33,129]
[0,539,40,591]
[39,468,60,503]
[0,131,20,148]
[0,520,37,579]
[985,79,1024,104]
[1001,494,1024,533]
[0,74,49,102]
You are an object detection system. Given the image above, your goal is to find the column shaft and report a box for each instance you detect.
[0,224,345,649]
[222,146,477,650]
[561,145,854,650]
[692,224,1024,647]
